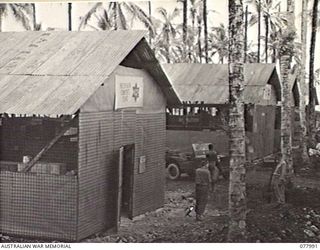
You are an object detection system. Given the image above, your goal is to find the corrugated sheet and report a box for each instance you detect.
[0,31,146,115]
[0,172,78,241]
[163,63,280,104]
[0,75,106,115]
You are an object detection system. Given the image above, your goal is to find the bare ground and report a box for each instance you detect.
[84,166,320,243]
[3,165,320,243]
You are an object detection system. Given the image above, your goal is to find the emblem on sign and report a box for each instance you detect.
[132,83,140,102]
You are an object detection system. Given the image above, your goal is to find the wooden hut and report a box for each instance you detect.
[0,31,179,241]
[163,63,281,161]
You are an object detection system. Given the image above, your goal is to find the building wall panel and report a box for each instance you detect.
[77,111,116,240]
[77,110,166,239]
[0,172,77,241]
[133,113,166,216]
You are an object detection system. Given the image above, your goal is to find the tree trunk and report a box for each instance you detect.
[114,2,118,30]
[68,3,72,31]
[257,0,261,63]
[182,0,188,61]
[264,14,269,63]
[228,0,246,242]
[182,0,187,43]
[32,3,36,30]
[273,0,295,202]
[197,17,202,63]
[203,0,208,63]
[148,1,152,46]
[308,0,319,147]
[298,0,311,167]
[166,35,171,63]
[244,5,248,63]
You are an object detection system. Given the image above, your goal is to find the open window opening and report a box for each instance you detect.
[0,114,79,176]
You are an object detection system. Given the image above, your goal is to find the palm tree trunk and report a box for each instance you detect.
[257,0,261,63]
[273,0,295,202]
[244,5,248,63]
[113,2,118,30]
[68,3,72,31]
[279,52,293,176]
[298,0,310,166]
[31,3,36,30]
[182,0,188,61]
[228,0,246,241]
[197,17,202,63]
[264,14,269,63]
[148,1,152,45]
[192,12,196,62]
[308,0,319,147]
[203,0,208,63]
[166,35,170,63]
[182,0,187,43]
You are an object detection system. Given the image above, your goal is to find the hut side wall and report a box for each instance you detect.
[0,117,79,241]
[77,110,166,239]
[133,112,166,216]
[77,111,116,240]
[247,105,276,160]
[166,106,276,160]
[77,65,166,239]
[0,172,77,240]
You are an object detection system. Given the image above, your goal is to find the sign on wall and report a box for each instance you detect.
[115,75,144,110]
[139,156,146,173]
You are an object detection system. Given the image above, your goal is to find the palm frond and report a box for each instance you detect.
[124,2,155,36]
[78,2,102,30]
[170,7,181,21]
[10,4,31,30]
[117,3,128,30]
[156,7,168,21]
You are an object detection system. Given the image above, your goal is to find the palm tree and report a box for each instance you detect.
[258,0,261,62]
[209,24,229,64]
[308,0,319,146]
[79,1,154,34]
[228,0,246,241]
[203,0,209,63]
[297,0,311,166]
[68,3,72,31]
[272,0,296,202]
[181,0,188,44]
[0,3,32,32]
[176,0,188,60]
[196,9,203,62]
[148,1,153,45]
[244,5,249,62]
[248,0,287,63]
[189,0,201,31]
[187,0,204,62]
[155,7,180,63]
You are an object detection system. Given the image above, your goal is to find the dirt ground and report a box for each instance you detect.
[83,165,320,243]
[3,165,320,243]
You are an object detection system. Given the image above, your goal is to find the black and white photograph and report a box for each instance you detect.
[0,0,320,245]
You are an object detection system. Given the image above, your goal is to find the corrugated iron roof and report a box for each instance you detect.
[0,30,179,115]
[163,63,280,104]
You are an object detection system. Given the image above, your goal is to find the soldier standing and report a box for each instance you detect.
[195,162,211,221]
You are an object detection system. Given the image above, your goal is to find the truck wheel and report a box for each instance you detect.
[166,163,181,180]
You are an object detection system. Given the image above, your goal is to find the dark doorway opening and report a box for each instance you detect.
[120,144,135,219]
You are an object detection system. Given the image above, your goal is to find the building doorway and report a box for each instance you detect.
[117,144,135,225]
